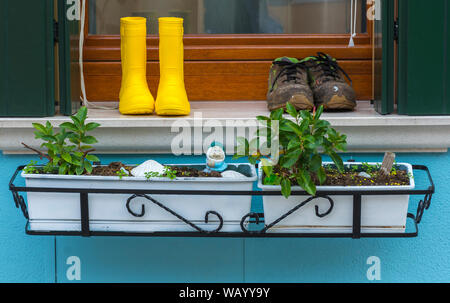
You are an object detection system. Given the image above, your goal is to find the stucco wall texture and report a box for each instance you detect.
[1,152,449,283]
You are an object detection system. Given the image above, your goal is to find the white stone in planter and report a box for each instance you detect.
[221,170,246,178]
[358,172,372,179]
[23,164,257,233]
[131,160,165,177]
[258,162,415,234]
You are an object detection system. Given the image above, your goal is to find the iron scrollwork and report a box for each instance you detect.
[126,194,224,233]
[11,190,29,220]
[240,195,335,233]
[416,193,433,224]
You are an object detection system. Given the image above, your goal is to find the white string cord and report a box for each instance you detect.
[348,0,358,47]
[79,0,118,110]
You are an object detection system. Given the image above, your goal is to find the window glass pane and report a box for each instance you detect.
[89,0,367,35]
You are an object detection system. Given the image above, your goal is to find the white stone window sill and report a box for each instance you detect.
[1,101,450,154]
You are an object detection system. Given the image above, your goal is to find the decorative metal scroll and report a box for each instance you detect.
[240,195,334,233]
[126,194,224,233]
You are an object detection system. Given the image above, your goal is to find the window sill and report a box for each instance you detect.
[1,101,449,154]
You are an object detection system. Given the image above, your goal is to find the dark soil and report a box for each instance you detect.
[271,166,411,187]
[88,162,222,178]
[170,166,222,178]
[89,162,134,177]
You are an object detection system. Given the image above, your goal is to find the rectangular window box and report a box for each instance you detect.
[9,163,434,239]
[16,163,257,234]
[259,162,415,234]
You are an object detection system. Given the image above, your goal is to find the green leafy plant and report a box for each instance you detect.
[144,171,161,179]
[22,106,100,175]
[23,160,40,174]
[164,167,178,180]
[116,169,129,180]
[144,166,178,180]
[235,103,347,198]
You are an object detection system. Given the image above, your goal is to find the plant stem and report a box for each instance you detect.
[21,143,52,161]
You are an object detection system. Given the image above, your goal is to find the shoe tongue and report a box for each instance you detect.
[274,57,299,64]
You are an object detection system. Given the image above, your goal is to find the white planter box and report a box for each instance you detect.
[23,164,257,233]
[258,162,415,234]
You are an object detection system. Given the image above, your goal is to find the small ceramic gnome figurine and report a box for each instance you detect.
[205,142,227,172]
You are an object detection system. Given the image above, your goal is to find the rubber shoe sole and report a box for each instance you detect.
[268,94,314,111]
[320,95,356,111]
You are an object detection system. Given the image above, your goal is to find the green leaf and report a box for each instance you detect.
[61,153,72,163]
[310,154,322,172]
[261,158,273,177]
[81,136,98,144]
[248,137,259,155]
[70,116,83,131]
[60,122,78,132]
[75,166,85,176]
[43,143,57,153]
[68,136,80,145]
[32,123,47,134]
[41,135,56,142]
[298,170,316,196]
[58,163,69,175]
[282,120,303,137]
[299,110,312,121]
[335,143,347,152]
[314,106,324,120]
[34,131,45,139]
[281,178,292,199]
[85,122,101,132]
[298,118,310,133]
[329,151,344,173]
[264,174,281,185]
[248,156,258,165]
[235,137,249,156]
[304,176,316,196]
[75,106,88,123]
[285,102,298,118]
[84,160,93,174]
[73,151,84,157]
[317,166,327,185]
[256,116,270,121]
[85,154,100,162]
[280,149,301,168]
[52,157,60,166]
[287,137,302,151]
[270,108,284,121]
[315,120,331,130]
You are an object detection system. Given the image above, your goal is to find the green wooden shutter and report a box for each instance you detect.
[397,0,449,115]
[0,0,55,117]
[58,0,81,116]
[373,0,395,115]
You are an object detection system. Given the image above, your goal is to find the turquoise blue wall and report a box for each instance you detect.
[1,152,449,283]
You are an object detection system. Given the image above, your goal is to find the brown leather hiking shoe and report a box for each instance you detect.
[267,57,314,111]
[305,52,356,111]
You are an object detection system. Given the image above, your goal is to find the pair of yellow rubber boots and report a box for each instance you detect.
[119,17,190,116]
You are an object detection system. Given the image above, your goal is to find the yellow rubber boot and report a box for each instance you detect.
[119,17,154,115]
[155,17,190,116]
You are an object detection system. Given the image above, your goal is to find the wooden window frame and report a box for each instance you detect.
[83,1,374,102]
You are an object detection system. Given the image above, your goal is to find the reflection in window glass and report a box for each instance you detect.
[89,0,367,35]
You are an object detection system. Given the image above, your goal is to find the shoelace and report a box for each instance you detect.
[311,52,353,86]
[270,60,308,92]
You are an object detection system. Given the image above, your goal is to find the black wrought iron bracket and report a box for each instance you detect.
[9,165,435,239]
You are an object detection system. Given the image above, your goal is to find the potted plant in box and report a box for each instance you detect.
[235,103,415,234]
[21,107,257,233]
